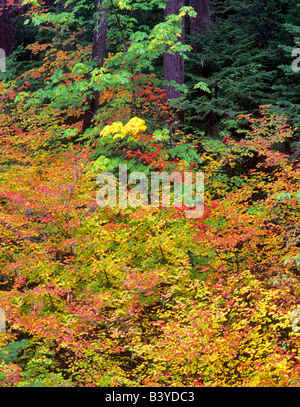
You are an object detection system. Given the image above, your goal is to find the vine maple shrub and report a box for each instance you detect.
[0,0,299,388]
[0,0,299,390]
[0,93,300,386]
[94,117,204,217]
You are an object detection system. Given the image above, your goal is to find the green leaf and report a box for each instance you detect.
[0,340,29,364]
[193,82,211,93]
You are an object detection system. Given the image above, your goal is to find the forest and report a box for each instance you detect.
[0,0,299,387]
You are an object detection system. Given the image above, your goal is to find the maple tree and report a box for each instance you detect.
[0,0,299,389]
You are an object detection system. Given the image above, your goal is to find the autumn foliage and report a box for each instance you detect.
[1,91,300,386]
[0,0,300,388]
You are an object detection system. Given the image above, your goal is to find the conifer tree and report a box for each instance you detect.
[82,0,109,131]
[189,0,210,52]
[163,0,185,101]
[0,0,18,56]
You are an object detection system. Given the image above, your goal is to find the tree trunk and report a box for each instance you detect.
[0,0,16,57]
[0,308,6,333]
[189,0,210,52]
[163,0,185,101]
[82,1,108,132]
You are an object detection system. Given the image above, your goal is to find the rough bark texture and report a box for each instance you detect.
[0,0,16,57]
[189,0,210,52]
[82,1,108,132]
[0,308,6,333]
[163,0,185,101]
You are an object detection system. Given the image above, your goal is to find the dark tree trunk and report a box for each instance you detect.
[163,0,185,101]
[44,0,55,7]
[189,0,210,52]
[82,0,108,132]
[0,0,16,57]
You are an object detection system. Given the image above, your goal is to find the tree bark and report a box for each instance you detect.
[0,308,6,333]
[189,0,210,52]
[82,0,108,132]
[163,0,185,101]
[0,0,16,57]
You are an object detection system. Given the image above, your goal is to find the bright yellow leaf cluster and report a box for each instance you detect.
[100,117,147,140]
